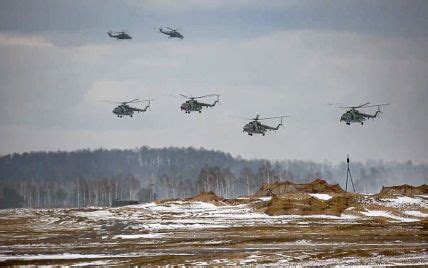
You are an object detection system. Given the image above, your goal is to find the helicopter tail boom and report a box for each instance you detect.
[209,100,219,107]
[367,105,383,119]
[373,107,382,118]
[208,95,220,107]
[139,99,153,112]
[275,117,284,130]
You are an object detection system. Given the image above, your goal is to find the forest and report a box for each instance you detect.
[0,146,426,208]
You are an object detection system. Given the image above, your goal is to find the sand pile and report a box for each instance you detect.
[264,194,354,216]
[184,191,232,205]
[254,178,345,196]
[157,191,249,206]
[186,191,222,202]
[377,184,427,197]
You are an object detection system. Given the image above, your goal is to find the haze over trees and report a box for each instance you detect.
[0,147,426,208]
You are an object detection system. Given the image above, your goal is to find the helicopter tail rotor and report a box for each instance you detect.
[212,94,220,106]
[373,105,383,118]
[278,116,289,128]
[146,99,154,111]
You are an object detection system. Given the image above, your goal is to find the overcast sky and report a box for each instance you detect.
[0,0,427,163]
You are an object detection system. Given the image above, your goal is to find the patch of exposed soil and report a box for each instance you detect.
[254,178,344,196]
[377,184,428,197]
[184,191,227,205]
[262,194,355,216]
[0,198,426,266]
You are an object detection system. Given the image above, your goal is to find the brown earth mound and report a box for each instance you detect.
[184,191,235,205]
[264,194,353,216]
[377,184,428,197]
[254,178,345,196]
[186,191,223,202]
[157,191,251,206]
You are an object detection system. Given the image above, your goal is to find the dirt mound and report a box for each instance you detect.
[184,191,233,205]
[254,178,345,196]
[264,194,354,216]
[377,184,428,197]
[186,191,222,202]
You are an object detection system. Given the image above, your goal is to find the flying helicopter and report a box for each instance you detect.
[179,94,219,113]
[339,102,389,125]
[243,115,289,136]
[104,99,153,118]
[107,30,132,40]
[159,27,183,39]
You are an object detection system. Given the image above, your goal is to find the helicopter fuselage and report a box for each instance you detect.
[340,109,379,125]
[181,99,218,113]
[243,122,265,136]
[113,104,148,118]
[168,32,183,39]
[243,121,280,136]
[159,28,183,39]
[113,105,134,117]
[108,32,132,40]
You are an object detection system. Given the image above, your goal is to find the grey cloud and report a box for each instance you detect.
[0,0,427,40]
[0,29,427,164]
[0,1,427,164]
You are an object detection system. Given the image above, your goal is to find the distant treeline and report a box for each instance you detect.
[0,147,426,208]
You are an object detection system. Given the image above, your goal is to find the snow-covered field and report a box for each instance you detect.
[0,194,426,266]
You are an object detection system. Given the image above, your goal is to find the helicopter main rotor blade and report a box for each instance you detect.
[242,115,290,121]
[360,103,390,108]
[192,94,220,99]
[339,102,389,109]
[355,102,371,108]
[138,98,155,102]
[123,98,141,104]
[179,94,191,99]
[257,115,291,120]
[103,99,148,104]
[339,102,370,109]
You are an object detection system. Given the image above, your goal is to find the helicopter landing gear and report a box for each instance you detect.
[199,111,201,113]
[361,122,364,125]
[346,122,350,125]
[262,133,265,136]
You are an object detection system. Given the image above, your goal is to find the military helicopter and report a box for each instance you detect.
[180,94,219,113]
[243,115,289,136]
[104,99,153,118]
[159,27,183,39]
[339,102,389,125]
[107,30,132,40]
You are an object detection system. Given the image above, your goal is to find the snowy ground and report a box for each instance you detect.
[0,194,426,266]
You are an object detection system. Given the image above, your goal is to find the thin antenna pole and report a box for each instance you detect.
[345,155,356,192]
